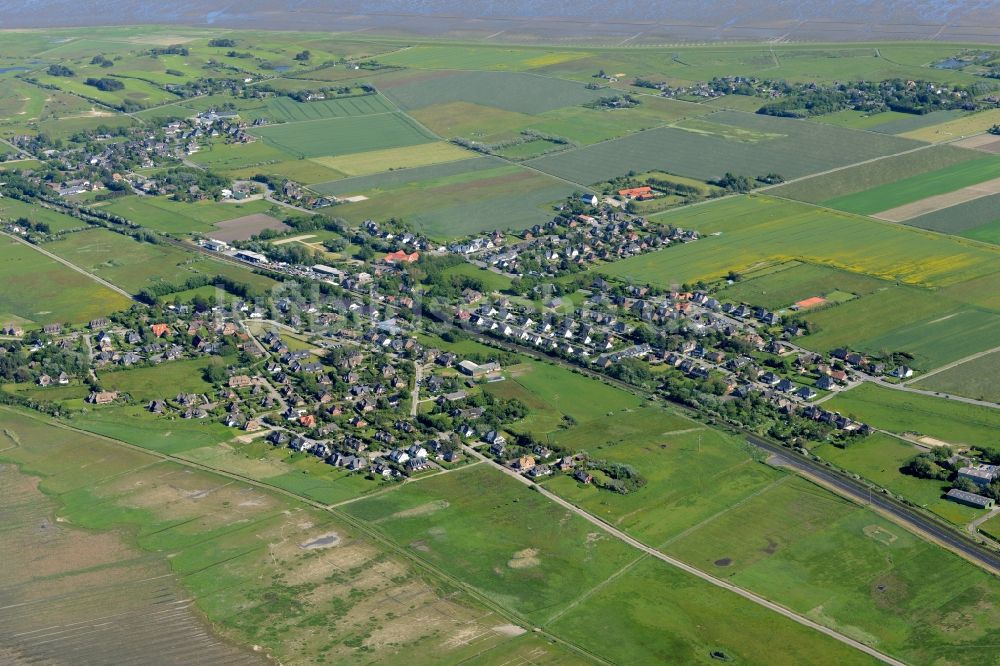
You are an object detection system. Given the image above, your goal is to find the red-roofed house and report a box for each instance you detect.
[618,186,655,200]
[299,414,317,427]
[150,323,170,338]
[384,250,419,264]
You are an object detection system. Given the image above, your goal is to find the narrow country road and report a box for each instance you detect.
[2,230,135,301]
[460,443,908,666]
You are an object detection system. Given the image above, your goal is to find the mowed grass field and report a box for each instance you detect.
[264,93,395,122]
[0,408,546,666]
[0,197,88,233]
[103,195,277,234]
[342,464,871,665]
[380,70,606,115]
[0,236,131,326]
[43,228,278,294]
[769,144,983,204]
[822,155,1000,215]
[251,112,435,158]
[716,262,889,310]
[313,160,574,238]
[599,195,1000,289]
[526,110,919,185]
[826,383,1000,448]
[660,475,1000,664]
[857,308,1000,371]
[912,350,1000,403]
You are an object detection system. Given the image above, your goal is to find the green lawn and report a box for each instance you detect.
[857,308,1000,371]
[0,197,88,232]
[825,383,1000,448]
[96,357,221,402]
[65,406,234,455]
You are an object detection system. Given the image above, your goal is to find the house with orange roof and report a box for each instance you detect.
[618,186,656,200]
[150,323,170,338]
[384,250,419,264]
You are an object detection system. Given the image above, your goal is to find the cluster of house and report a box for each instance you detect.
[467,213,698,278]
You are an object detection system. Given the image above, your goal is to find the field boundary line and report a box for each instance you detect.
[906,345,1000,384]
[656,475,792,549]
[0,230,136,301]
[543,553,648,625]
[460,442,908,666]
[0,406,610,666]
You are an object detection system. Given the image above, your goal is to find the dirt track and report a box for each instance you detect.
[872,176,1000,222]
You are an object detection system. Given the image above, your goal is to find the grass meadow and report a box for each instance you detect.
[43,228,278,294]
[662,475,1000,664]
[912,351,1000,403]
[906,192,1000,239]
[826,383,1000,448]
[0,236,131,326]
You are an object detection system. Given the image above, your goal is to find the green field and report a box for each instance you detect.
[826,383,1000,448]
[0,236,131,326]
[103,195,277,234]
[0,197,89,232]
[526,110,919,185]
[716,262,889,310]
[661,475,1000,664]
[252,112,435,158]
[822,156,1000,214]
[769,144,983,204]
[96,357,220,402]
[912,351,1000,403]
[905,192,1000,239]
[343,464,873,664]
[264,93,395,122]
[813,434,980,524]
[313,160,574,238]
[598,196,1000,289]
[186,140,293,171]
[799,286,955,353]
[309,141,472,176]
[43,228,278,294]
[857,308,1000,371]
[380,70,606,114]
[546,422,783,544]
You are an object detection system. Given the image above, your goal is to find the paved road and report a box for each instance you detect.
[410,361,422,417]
[755,436,1000,576]
[461,443,907,666]
[2,230,135,300]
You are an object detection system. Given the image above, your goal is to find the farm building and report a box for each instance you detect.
[618,186,656,200]
[458,360,501,377]
[235,249,268,264]
[945,489,995,510]
[384,250,420,264]
[958,464,1000,487]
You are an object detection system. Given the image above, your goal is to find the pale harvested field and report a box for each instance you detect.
[211,213,290,241]
[899,109,1000,143]
[953,134,1000,154]
[872,176,1000,222]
